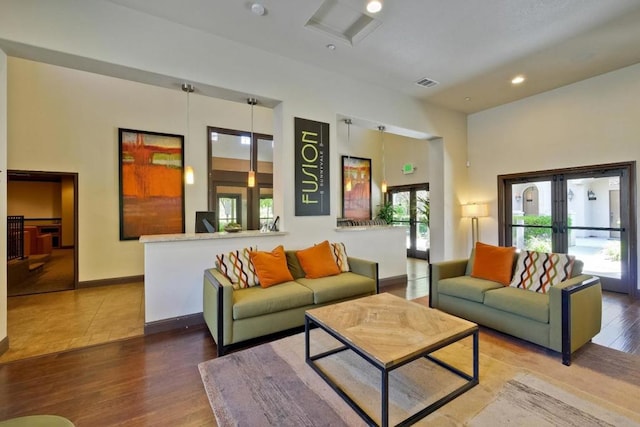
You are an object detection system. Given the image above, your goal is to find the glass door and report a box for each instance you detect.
[389,184,429,260]
[565,175,626,293]
[502,163,635,294]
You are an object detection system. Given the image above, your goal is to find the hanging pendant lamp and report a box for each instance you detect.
[379,125,387,193]
[182,83,195,185]
[345,119,353,192]
[247,98,258,188]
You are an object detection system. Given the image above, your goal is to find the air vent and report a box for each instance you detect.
[415,77,439,88]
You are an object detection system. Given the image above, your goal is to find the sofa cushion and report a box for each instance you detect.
[215,246,259,289]
[285,251,306,280]
[249,245,294,288]
[232,281,314,320]
[510,251,575,294]
[471,242,517,286]
[438,276,504,303]
[296,240,341,279]
[483,287,550,323]
[296,272,375,304]
[331,242,351,272]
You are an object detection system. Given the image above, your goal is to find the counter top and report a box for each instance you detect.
[139,230,288,243]
[334,225,406,232]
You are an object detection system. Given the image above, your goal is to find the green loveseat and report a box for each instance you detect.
[430,253,602,365]
[203,250,378,356]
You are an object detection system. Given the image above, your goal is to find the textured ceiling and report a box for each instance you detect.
[104,0,640,114]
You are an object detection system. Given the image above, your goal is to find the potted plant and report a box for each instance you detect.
[376,201,397,224]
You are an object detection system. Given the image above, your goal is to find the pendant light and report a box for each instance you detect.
[247,97,258,188]
[379,125,387,193]
[345,119,353,192]
[182,83,195,185]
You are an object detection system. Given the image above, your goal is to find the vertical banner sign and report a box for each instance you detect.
[294,117,330,216]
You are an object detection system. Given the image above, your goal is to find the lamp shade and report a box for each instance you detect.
[184,166,195,185]
[461,203,489,218]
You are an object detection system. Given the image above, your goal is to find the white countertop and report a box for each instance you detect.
[139,230,288,243]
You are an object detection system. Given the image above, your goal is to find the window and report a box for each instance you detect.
[207,127,274,230]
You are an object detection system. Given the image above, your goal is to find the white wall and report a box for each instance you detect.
[468,62,640,291]
[7,57,274,281]
[0,0,469,331]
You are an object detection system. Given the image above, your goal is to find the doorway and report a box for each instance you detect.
[388,184,430,260]
[499,162,636,296]
[6,170,78,296]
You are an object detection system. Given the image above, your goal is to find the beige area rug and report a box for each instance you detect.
[199,329,640,426]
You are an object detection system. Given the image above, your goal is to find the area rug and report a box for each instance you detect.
[199,329,640,426]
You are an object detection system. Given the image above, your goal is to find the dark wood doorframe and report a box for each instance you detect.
[498,161,637,300]
[7,170,79,291]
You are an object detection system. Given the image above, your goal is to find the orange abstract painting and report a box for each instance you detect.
[119,129,185,240]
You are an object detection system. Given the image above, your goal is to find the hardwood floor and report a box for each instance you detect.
[0,326,217,426]
[1,258,639,425]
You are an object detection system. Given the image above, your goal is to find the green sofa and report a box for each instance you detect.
[430,254,602,365]
[203,250,378,356]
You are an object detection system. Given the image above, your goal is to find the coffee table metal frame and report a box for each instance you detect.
[305,314,479,427]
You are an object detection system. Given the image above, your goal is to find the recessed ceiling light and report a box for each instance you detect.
[326,44,336,50]
[366,0,382,13]
[511,75,526,85]
[251,3,266,16]
[465,97,471,101]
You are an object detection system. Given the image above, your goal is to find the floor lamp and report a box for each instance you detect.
[462,203,489,246]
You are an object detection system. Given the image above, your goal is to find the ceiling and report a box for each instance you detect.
[102,0,640,114]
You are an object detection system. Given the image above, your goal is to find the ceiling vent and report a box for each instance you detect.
[415,77,439,88]
[305,0,381,46]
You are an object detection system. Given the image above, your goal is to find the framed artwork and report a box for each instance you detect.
[342,156,372,219]
[294,117,331,216]
[118,128,185,240]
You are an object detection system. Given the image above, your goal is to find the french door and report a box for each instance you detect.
[388,184,429,260]
[499,162,636,295]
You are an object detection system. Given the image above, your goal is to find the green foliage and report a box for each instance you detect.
[601,241,621,261]
[526,236,552,253]
[376,201,399,224]
[417,195,430,229]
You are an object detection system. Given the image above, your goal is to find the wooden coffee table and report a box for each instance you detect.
[305,293,479,427]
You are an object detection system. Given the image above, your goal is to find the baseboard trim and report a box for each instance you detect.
[144,313,205,335]
[379,274,408,288]
[0,335,9,357]
[78,275,144,288]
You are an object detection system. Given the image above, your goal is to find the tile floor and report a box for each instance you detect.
[0,282,144,363]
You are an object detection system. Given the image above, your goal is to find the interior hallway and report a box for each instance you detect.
[1,258,638,364]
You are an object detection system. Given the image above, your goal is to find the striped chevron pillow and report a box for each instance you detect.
[215,246,259,289]
[510,251,575,294]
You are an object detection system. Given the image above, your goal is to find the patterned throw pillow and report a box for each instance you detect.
[510,251,575,294]
[215,246,259,290]
[330,242,350,272]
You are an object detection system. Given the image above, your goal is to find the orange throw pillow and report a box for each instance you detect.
[296,240,341,279]
[470,242,516,286]
[249,245,294,288]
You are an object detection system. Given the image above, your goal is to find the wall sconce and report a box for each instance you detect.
[462,203,489,246]
[567,189,574,202]
[588,189,596,200]
[515,194,522,203]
